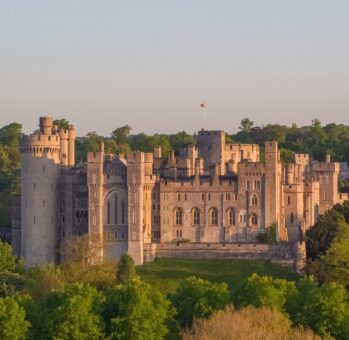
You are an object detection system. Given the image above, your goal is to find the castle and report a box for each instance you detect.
[12,117,349,267]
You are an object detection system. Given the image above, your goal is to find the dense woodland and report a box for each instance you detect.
[1,118,349,338]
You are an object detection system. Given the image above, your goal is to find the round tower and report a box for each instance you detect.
[20,117,61,267]
[59,129,69,166]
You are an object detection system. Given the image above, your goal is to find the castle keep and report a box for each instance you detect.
[13,117,348,266]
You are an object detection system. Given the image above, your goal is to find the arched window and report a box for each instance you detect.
[193,208,200,225]
[257,180,261,190]
[175,209,183,225]
[251,214,258,226]
[291,212,294,224]
[114,194,118,224]
[251,195,258,206]
[228,208,235,226]
[121,200,125,224]
[107,200,111,225]
[246,180,250,190]
[288,195,291,205]
[210,208,218,225]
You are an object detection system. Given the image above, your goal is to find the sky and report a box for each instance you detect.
[0,1,348,136]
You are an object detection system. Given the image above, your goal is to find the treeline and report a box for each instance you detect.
[1,240,349,339]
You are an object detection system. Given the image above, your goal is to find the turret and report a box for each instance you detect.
[68,125,76,167]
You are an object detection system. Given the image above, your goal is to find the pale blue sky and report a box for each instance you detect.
[0,1,348,136]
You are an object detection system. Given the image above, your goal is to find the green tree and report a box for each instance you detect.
[239,118,254,132]
[104,279,172,340]
[31,284,105,340]
[170,276,230,327]
[53,119,70,130]
[116,253,137,284]
[0,296,30,340]
[234,273,296,312]
[287,276,349,339]
[111,125,132,145]
[0,240,17,272]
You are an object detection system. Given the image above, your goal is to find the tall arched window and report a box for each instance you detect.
[246,180,250,190]
[291,212,294,224]
[228,208,235,226]
[175,209,183,225]
[251,195,258,206]
[256,180,261,190]
[114,194,118,224]
[193,208,200,225]
[251,214,258,226]
[121,200,125,224]
[288,195,291,205]
[210,208,218,225]
[107,200,111,225]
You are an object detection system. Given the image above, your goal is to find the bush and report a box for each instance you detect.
[116,253,137,284]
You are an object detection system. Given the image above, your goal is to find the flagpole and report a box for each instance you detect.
[201,101,207,130]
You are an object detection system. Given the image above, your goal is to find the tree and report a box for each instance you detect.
[170,276,230,327]
[0,240,17,272]
[53,119,70,130]
[23,264,65,300]
[116,253,137,284]
[0,296,30,340]
[239,118,254,132]
[181,306,321,340]
[104,279,172,340]
[31,284,105,340]
[286,276,349,339]
[234,273,296,312]
[111,125,132,145]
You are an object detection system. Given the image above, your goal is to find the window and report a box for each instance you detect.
[246,180,250,190]
[208,193,211,201]
[121,231,125,240]
[291,212,294,224]
[33,183,36,191]
[114,230,118,239]
[107,200,111,225]
[121,200,125,224]
[210,208,218,225]
[324,192,327,201]
[114,194,118,224]
[175,209,183,225]
[178,194,181,201]
[176,230,182,238]
[251,195,258,206]
[185,194,187,201]
[288,195,291,205]
[251,214,258,225]
[193,208,200,225]
[257,180,261,190]
[202,193,205,201]
[228,208,235,225]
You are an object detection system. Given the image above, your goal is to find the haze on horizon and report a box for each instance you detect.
[0,1,348,137]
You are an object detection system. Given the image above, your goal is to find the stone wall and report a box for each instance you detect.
[143,242,294,265]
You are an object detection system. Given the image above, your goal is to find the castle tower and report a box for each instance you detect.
[20,117,61,267]
[127,152,146,265]
[264,141,285,240]
[87,142,105,262]
[198,130,225,175]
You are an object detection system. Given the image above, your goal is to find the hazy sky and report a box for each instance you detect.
[0,1,348,136]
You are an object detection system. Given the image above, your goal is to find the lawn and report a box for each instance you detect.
[137,257,298,295]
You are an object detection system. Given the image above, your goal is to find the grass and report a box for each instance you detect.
[137,257,298,295]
